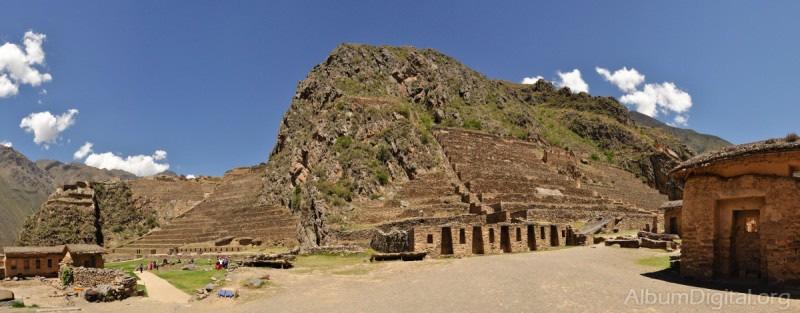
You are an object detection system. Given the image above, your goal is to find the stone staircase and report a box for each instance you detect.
[113,165,298,255]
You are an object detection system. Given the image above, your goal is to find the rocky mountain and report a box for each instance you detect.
[36,160,138,186]
[0,146,54,245]
[629,111,731,155]
[263,44,702,246]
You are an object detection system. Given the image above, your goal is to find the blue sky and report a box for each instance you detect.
[1,1,798,176]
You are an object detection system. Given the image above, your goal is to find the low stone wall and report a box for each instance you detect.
[370,228,410,253]
[69,267,136,302]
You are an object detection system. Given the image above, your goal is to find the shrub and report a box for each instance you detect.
[318,180,353,201]
[375,169,389,185]
[60,266,73,285]
[335,136,353,151]
[590,153,600,161]
[786,133,799,142]
[376,145,392,163]
[604,151,615,162]
[463,119,482,130]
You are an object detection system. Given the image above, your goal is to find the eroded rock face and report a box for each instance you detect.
[263,44,696,247]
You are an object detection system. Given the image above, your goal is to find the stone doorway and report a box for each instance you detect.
[500,226,512,253]
[731,210,761,279]
[527,225,537,250]
[472,226,484,254]
[669,217,678,234]
[441,227,454,255]
[550,225,559,246]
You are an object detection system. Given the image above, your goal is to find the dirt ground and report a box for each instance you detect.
[3,245,799,312]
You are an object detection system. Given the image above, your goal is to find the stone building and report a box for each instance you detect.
[410,221,570,258]
[670,135,800,285]
[660,200,682,236]
[64,244,105,268]
[0,244,104,278]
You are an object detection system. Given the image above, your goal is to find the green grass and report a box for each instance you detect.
[637,256,670,269]
[106,259,144,277]
[136,284,148,297]
[154,269,222,294]
[108,258,218,295]
[292,253,371,272]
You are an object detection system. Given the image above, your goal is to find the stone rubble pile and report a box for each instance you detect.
[68,267,136,302]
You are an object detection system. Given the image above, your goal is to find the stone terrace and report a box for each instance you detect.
[114,165,298,255]
[435,128,657,229]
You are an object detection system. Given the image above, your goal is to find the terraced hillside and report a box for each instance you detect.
[116,165,298,254]
[436,128,660,229]
[263,44,705,247]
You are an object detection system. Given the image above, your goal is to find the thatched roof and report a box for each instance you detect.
[65,244,105,254]
[659,200,683,210]
[671,135,800,176]
[3,245,66,256]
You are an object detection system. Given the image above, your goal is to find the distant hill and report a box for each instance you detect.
[36,160,137,186]
[629,111,731,155]
[0,147,54,245]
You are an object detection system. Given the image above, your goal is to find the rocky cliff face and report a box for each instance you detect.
[264,44,697,247]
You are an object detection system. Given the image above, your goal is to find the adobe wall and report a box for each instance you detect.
[70,254,104,268]
[681,174,800,284]
[3,253,63,278]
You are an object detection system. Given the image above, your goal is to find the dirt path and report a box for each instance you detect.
[137,271,191,304]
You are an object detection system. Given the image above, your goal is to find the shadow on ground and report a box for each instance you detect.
[642,268,800,299]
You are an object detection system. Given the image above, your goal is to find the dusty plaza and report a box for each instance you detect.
[4,2,800,312]
[2,245,800,313]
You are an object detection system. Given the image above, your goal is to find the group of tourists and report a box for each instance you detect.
[215,256,230,270]
[136,260,161,273]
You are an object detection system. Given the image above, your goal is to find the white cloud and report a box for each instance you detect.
[0,75,18,97]
[556,69,588,93]
[83,149,170,177]
[73,142,93,159]
[521,76,544,84]
[19,109,79,148]
[670,115,689,127]
[595,67,645,93]
[0,140,11,147]
[0,31,52,98]
[153,150,167,160]
[619,82,692,118]
[185,174,196,179]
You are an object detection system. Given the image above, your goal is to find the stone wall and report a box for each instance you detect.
[681,174,800,284]
[410,222,568,258]
[70,267,136,302]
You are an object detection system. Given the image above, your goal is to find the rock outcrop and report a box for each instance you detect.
[17,177,217,247]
